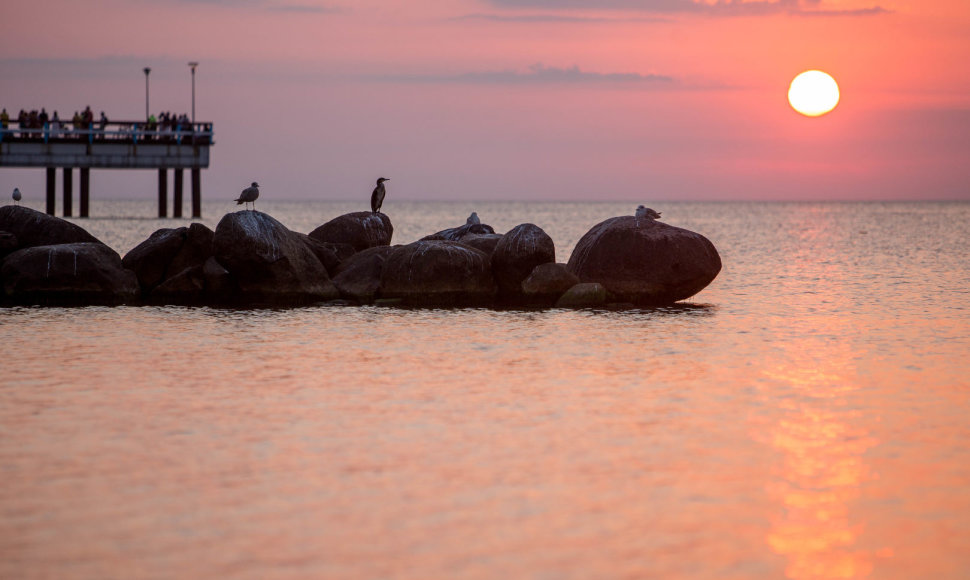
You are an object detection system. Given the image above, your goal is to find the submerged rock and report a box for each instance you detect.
[380,240,495,306]
[555,282,608,308]
[213,210,338,304]
[521,262,580,305]
[309,211,393,252]
[492,223,556,297]
[2,242,139,305]
[566,216,721,305]
[0,205,104,250]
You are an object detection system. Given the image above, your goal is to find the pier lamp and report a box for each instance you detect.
[188,62,199,124]
[143,67,152,120]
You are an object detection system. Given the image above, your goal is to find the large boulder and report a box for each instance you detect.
[492,223,556,297]
[522,262,580,305]
[166,223,214,278]
[0,205,104,250]
[380,240,496,306]
[332,246,396,303]
[213,211,339,304]
[308,211,392,252]
[2,242,139,305]
[122,223,214,294]
[566,216,721,305]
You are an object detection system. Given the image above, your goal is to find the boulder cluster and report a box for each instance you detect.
[0,205,721,308]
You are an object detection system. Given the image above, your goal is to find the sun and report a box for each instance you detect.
[788,70,840,117]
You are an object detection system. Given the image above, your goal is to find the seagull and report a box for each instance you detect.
[235,182,259,211]
[466,212,480,225]
[371,177,389,213]
[12,188,22,204]
[635,205,661,220]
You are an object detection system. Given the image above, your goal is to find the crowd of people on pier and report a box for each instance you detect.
[0,106,210,144]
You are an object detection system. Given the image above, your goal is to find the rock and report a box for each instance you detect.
[0,205,104,250]
[2,242,139,305]
[297,234,354,276]
[492,223,556,297]
[331,245,396,303]
[422,222,496,242]
[212,210,339,304]
[122,228,188,291]
[166,223,214,278]
[149,265,206,304]
[0,231,18,259]
[202,256,233,298]
[555,282,608,308]
[308,211,393,252]
[458,233,503,256]
[566,216,721,305]
[521,263,580,304]
[380,240,496,306]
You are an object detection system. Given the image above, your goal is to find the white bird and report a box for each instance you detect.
[371,177,389,213]
[12,188,22,204]
[235,182,259,211]
[635,205,661,220]
[466,212,480,225]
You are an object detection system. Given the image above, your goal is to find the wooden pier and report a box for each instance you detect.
[0,121,213,218]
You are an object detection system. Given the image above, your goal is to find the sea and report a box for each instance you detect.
[1,199,968,580]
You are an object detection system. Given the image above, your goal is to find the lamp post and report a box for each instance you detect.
[188,62,199,124]
[143,67,151,120]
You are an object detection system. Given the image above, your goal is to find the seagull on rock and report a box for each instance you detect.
[235,182,259,211]
[466,212,480,225]
[635,205,661,220]
[12,188,22,204]
[371,177,389,213]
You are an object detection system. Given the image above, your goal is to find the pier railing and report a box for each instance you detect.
[0,121,214,146]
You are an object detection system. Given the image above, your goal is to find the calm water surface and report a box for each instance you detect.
[1,201,969,579]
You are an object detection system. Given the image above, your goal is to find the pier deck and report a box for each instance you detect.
[0,122,214,218]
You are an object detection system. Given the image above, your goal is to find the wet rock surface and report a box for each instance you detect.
[567,216,721,305]
[0,206,104,250]
[332,246,396,303]
[309,212,393,252]
[521,263,580,305]
[213,211,338,304]
[492,223,556,297]
[2,242,139,305]
[381,240,495,306]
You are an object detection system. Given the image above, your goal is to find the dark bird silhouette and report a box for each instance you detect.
[12,188,22,204]
[235,182,260,211]
[371,177,389,213]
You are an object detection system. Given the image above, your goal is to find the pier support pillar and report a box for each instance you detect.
[63,167,73,217]
[191,168,201,218]
[80,168,90,218]
[45,167,56,215]
[173,169,184,219]
[158,168,168,218]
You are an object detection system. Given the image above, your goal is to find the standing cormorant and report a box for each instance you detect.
[12,188,22,204]
[371,178,389,213]
[235,182,260,211]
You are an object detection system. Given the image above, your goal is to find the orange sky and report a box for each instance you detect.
[1,0,968,201]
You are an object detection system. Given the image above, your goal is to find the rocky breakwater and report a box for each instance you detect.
[0,206,138,305]
[566,214,721,305]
